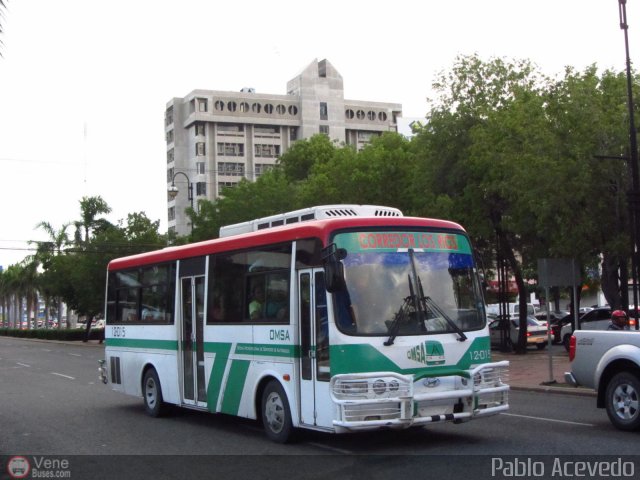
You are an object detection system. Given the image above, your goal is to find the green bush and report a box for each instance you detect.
[0,327,104,341]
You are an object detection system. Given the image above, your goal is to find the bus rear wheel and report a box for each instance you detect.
[261,380,293,443]
[143,368,166,417]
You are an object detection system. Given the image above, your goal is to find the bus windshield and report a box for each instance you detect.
[331,230,485,336]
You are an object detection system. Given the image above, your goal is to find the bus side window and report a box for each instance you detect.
[248,278,265,321]
[265,272,289,321]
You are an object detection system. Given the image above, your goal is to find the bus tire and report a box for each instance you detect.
[261,380,293,443]
[142,368,166,417]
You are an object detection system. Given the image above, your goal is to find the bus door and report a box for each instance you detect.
[180,275,206,407]
[298,269,333,428]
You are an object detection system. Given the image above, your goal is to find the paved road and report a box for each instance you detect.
[0,337,638,479]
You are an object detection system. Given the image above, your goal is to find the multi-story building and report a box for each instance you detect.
[165,58,402,236]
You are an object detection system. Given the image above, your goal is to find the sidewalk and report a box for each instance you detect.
[492,347,596,397]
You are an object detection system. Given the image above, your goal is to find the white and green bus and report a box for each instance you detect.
[100,205,509,442]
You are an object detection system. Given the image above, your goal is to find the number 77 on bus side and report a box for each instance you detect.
[99,205,509,443]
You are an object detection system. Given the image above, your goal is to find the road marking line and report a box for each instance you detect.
[50,372,75,380]
[500,412,594,426]
[307,442,354,454]
[68,353,82,357]
[16,362,31,367]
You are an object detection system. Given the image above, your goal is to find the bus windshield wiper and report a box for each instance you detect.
[409,248,467,342]
[383,289,412,346]
[418,278,467,342]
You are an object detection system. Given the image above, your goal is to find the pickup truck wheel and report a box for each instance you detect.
[605,372,640,431]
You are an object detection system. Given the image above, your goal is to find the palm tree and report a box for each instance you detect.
[74,196,112,245]
[34,222,70,329]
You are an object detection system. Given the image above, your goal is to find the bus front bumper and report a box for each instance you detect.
[329,361,509,431]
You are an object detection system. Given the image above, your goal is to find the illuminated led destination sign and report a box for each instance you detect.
[334,231,471,254]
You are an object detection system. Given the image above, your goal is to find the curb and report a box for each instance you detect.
[509,384,596,397]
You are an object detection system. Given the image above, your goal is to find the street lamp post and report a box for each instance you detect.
[168,171,194,232]
[619,0,640,328]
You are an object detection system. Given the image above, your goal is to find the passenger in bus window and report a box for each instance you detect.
[249,284,265,320]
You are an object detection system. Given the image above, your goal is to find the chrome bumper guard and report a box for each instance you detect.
[330,361,509,430]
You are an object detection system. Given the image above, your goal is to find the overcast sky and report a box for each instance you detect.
[0,0,635,268]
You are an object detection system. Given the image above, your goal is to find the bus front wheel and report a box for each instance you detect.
[261,380,293,443]
[143,368,166,417]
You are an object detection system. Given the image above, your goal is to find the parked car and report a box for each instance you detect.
[489,315,548,350]
[535,310,570,344]
[560,307,639,350]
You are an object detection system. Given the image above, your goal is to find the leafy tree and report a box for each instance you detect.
[412,54,550,352]
[278,134,338,182]
[297,132,415,211]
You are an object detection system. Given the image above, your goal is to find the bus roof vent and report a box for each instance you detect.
[219,204,403,237]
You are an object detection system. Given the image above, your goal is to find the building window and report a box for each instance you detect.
[367,111,376,121]
[320,102,328,120]
[214,100,225,111]
[255,163,274,178]
[167,149,174,164]
[252,103,261,113]
[356,110,365,120]
[290,127,298,141]
[378,111,388,122]
[196,182,207,196]
[288,105,298,116]
[255,144,281,158]
[319,125,329,136]
[167,167,174,182]
[166,130,174,143]
[218,162,245,176]
[264,104,274,114]
[228,101,237,112]
[217,142,245,157]
[239,102,250,113]
[276,104,286,115]
[195,123,205,136]
[254,125,280,138]
[218,181,238,192]
[197,98,208,112]
[217,124,244,136]
[165,107,173,127]
[168,207,175,221]
[196,142,206,156]
[197,162,205,175]
[345,109,354,119]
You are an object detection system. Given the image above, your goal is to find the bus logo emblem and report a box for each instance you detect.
[407,341,445,366]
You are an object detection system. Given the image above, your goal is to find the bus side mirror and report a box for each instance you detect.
[324,261,346,293]
[321,244,347,293]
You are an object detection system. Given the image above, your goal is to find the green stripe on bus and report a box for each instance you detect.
[205,342,232,412]
[220,359,251,416]
[329,336,491,378]
[105,338,178,350]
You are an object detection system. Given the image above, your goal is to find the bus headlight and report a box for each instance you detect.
[388,379,400,392]
[373,379,387,395]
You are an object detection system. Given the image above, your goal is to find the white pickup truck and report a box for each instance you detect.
[565,330,640,431]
